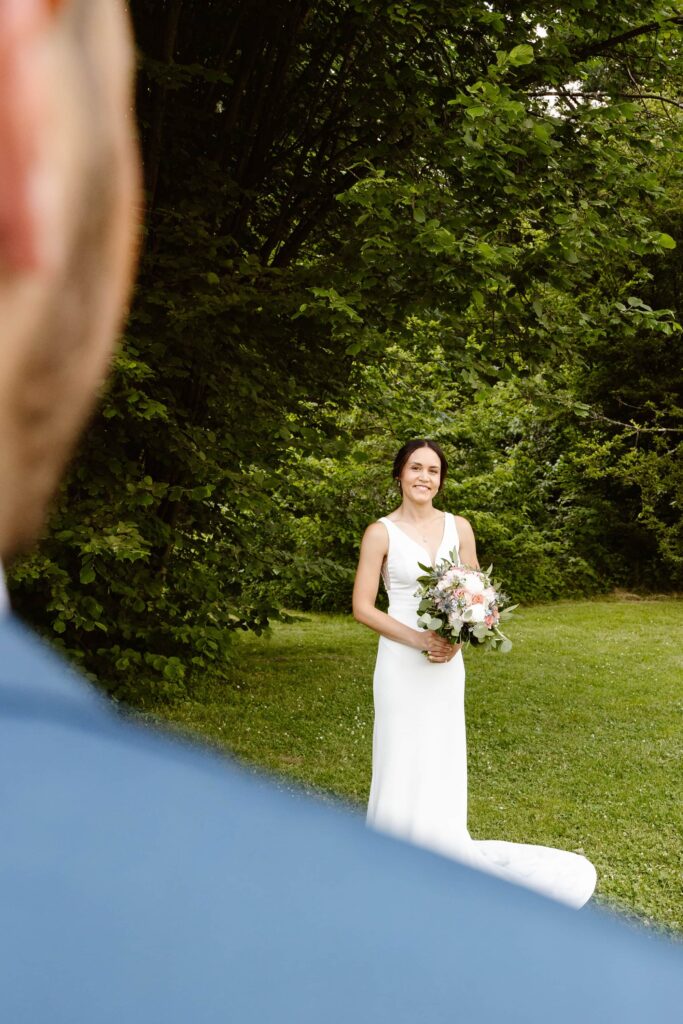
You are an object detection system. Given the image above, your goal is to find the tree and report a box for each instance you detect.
[8,1,681,702]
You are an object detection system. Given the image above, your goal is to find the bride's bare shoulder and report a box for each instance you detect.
[380,507,401,523]
[366,506,401,531]
[451,513,473,528]
[361,519,390,551]
[450,514,476,539]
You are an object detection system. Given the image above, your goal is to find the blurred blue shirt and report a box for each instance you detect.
[0,612,681,1023]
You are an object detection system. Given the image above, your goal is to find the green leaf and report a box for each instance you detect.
[650,232,676,250]
[476,240,497,261]
[508,44,534,66]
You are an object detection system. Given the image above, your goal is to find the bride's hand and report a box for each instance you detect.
[443,642,461,662]
[418,631,460,663]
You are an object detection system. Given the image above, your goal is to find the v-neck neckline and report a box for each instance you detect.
[385,512,449,568]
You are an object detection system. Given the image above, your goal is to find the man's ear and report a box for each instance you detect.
[0,0,66,272]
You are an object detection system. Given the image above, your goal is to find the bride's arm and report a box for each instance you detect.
[352,522,447,653]
[454,515,480,569]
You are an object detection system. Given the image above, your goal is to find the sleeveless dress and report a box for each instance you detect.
[367,512,597,909]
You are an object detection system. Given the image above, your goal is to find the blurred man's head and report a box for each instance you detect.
[0,0,140,559]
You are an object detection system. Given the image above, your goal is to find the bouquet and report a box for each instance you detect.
[415,550,516,653]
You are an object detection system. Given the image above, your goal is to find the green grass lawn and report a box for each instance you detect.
[152,597,683,935]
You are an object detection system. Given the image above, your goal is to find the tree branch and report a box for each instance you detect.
[145,0,184,212]
[531,90,683,112]
[572,16,683,60]
[619,92,683,111]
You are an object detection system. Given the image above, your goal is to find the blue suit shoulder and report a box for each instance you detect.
[0,617,681,1023]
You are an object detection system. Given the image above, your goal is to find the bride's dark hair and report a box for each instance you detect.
[393,439,448,493]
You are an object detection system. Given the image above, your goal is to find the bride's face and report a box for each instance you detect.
[399,447,442,503]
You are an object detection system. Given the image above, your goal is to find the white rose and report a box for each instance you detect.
[462,603,486,623]
[462,572,485,595]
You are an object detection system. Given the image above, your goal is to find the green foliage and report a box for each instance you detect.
[7,1,683,702]
[254,323,681,611]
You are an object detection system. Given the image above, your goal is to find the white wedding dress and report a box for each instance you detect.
[367,512,596,908]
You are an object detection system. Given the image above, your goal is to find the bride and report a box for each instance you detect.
[352,439,596,908]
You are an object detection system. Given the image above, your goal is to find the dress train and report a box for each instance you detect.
[367,513,596,908]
